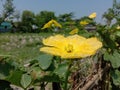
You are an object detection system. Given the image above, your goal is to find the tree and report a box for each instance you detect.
[21,10,35,22]
[58,12,75,29]
[58,12,74,22]
[102,0,120,26]
[113,0,120,10]
[112,0,120,25]
[102,8,115,26]
[2,0,15,21]
[13,10,20,21]
[35,11,56,29]
[20,10,35,32]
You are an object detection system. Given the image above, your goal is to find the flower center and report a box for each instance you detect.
[65,44,73,53]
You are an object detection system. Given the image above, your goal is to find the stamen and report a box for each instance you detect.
[65,44,73,53]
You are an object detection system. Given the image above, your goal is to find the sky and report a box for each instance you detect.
[1,0,114,23]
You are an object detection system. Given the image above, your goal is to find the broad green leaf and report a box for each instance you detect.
[110,51,120,68]
[6,70,23,87]
[54,63,68,78]
[37,54,53,70]
[0,60,14,79]
[110,70,120,86]
[20,74,32,89]
[104,51,112,61]
[104,50,120,68]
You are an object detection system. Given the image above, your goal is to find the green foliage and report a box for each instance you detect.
[21,10,35,22]
[37,54,53,70]
[115,31,120,37]
[99,23,120,88]
[54,63,69,79]
[58,12,74,22]
[97,27,116,49]
[2,0,15,21]
[35,11,56,29]
[110,70,120,86]
[6,70,23,87]
[104,50,120,68]
[20,74,32,89]
[102,8,115,26]
[39,74,61,82]
[0,58,15,79]
[20,10,35,32]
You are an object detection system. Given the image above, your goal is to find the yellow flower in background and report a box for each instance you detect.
[80,21,89,26]
[42,19,62,29]
[88,12,97,19]
[116,25,120,30]
[69,28,79,35]
[40,34,102,59]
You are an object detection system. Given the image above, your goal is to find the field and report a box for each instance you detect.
[0,33,52,63]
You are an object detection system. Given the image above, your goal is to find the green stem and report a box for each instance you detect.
[64,70,69,90]
[64,60,72,90]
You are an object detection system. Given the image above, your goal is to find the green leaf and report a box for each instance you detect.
[111,51,120,68]
[100,31,116,49]
[104,51,112,61]
[0,60,14,79]
[104,50,120,68]
[6,70,23,87]
[110,70,120,86]
[20,74,32,89]
[37,54,53,70]
[54,63,68,78]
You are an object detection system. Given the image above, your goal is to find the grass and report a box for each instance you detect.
[0,32,53,63]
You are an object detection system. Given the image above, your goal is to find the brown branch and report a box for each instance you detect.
[74,63,110,90]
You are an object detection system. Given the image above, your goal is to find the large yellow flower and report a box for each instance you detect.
[88,12,97,19]
[42,19,62,29]
[40,34,102,59]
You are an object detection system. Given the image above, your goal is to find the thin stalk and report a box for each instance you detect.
[64,60,72,90]
[64,70,70,90]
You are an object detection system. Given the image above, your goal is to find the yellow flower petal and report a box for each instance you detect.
[80,21,89,26]
[88,12,97,19]
[85,37,102,50]
[69,28,79,35]
[76,37,102,58]
[40,47,62,56]
[42,19,62,29]
[42,35,67,52]
[43,35,65,47]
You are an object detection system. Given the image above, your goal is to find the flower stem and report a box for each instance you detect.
[64,70,69,90]
[64,60,72,90]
